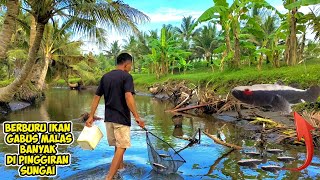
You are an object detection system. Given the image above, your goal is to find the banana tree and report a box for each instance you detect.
[196,0,280,70]
[283,0,320,66]
[196,0,232,70]
[148,26,191,78]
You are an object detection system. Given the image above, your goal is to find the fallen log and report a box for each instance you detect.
[203,130,242,150]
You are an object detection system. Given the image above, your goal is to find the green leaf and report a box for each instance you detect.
[197,6,228,23]
[161,27,166,47]
[255,48,271,54]
[295,12,305,19]
[285,0,319,10]
[213,45,226,53]
[275,45,286,51]
[296,25,306,33]
[240,14,249,20]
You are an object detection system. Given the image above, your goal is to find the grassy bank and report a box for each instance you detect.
[2,60,318,94]
[133,61,320,94]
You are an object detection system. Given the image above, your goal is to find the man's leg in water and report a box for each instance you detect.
[115,147,124,169]
[105,147,126,180]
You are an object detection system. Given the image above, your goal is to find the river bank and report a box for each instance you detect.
[132,61,320,94]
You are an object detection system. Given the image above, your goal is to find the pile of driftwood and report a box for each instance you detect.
[149,81,320,148]
[148,81,244,115]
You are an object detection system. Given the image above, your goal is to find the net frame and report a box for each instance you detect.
[146,131,186,174]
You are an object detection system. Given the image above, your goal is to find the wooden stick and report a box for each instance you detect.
[173,94,190,110]
[167,103,216,112]
[202,131,242,150]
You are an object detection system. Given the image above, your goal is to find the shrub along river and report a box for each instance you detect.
[0,88,319,179]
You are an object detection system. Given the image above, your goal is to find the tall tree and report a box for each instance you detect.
[15,23,84,102]
[0,0,19,60]
[197,0,280,70]
[105,40,121,63]
[283,0,319,65]
[123,35,138,72]
[0,0,149,104]
[175,16,200,42]
[193,23,219,67]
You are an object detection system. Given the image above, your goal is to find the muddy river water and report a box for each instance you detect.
[0,88,319,179]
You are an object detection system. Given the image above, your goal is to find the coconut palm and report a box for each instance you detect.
[105,40,121,63]
[193,23,219,67]
[15,22,85,102]
[0,0,19,60]
[175,16,200,42]
[0,0,149,103]
[123,35,138,72]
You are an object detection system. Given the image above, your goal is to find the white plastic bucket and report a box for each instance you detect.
[77,125,103,150]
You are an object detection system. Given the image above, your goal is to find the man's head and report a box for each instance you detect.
[116,53,133,72]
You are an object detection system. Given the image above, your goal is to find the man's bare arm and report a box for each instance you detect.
[85,95,101,127]
[125,92,145,128]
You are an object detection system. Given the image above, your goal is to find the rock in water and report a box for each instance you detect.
[261,165,281,173]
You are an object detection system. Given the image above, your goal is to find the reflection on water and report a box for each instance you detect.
[0,88,319,179]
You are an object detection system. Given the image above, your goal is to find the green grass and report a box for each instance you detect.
[0,79,13,88]
[50,78,82,87]
[132,61,320,94]
[50,77,101,87]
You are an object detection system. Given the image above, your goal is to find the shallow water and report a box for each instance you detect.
[0,88,319,179]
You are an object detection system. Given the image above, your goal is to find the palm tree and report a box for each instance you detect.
[175,16,200,42]
[123,35,138,72]
[105,40,121,63]
[0,0,19,60]
[15,22,85,102]
[193,23,219,67]
[0,0,149,103]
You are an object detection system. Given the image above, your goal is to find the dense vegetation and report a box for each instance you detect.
[0,0,319,105]
[0,0,149,103]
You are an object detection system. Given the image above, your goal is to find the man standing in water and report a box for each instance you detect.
[86,53,145,180]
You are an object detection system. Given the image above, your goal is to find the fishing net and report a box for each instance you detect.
[146,131,186,174]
